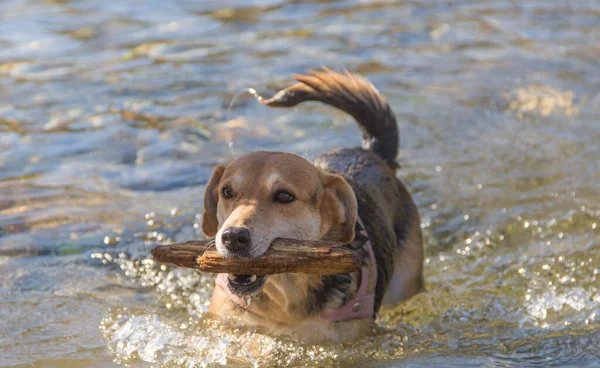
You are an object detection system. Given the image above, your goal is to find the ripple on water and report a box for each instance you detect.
[488,326,600,367]
[4,61,76,81]
[147,43,231,63]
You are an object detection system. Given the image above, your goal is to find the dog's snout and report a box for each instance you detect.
[221,227,251,251]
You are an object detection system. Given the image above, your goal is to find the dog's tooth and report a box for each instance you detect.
[246,297,252,306]
[249,275,257,282]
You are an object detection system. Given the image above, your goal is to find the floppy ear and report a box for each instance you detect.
[202,165,226,237]
[320,173,358,244]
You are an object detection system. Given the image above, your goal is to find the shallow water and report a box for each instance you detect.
[1,0,599,367]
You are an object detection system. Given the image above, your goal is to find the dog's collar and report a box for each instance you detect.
[214,216,377,323]
[323,216,377,322]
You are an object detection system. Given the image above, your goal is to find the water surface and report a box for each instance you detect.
[1,0,599,367]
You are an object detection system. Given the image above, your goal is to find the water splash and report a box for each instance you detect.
[100,307,433,367]
[224,87,266,153]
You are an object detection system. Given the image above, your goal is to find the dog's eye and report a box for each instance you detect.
[221,186,234,199]
[274,191,294,203]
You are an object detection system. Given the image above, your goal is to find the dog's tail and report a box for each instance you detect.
[261,68,399,169]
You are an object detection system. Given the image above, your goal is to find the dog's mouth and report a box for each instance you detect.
[226,274,266,296]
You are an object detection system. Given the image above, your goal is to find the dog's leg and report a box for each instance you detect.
[382,217,425,305]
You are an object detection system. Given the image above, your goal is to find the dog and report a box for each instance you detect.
[203,69,424,343]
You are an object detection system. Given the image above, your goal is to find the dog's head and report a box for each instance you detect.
[201,151,357,295]
[203,151,357,256]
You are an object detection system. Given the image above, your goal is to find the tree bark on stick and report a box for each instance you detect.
[151,239,360,275]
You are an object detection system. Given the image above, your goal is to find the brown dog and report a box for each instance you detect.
[202,69,424,343]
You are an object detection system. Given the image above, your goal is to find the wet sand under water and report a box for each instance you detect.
[1,0,599,367]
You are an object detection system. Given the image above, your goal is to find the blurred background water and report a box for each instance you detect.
[0,0,599,367]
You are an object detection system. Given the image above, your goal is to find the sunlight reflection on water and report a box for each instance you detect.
[1,0,599,366]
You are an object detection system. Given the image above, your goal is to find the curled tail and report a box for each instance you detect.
[261,68,400,169]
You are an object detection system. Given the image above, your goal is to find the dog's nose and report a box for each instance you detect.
[221,227,251,251]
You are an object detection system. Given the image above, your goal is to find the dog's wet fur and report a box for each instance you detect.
[203,69,424,343]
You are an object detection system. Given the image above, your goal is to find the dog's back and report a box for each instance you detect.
[262,70,424,313]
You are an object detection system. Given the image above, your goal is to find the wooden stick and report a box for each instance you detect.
[151,239,360,275]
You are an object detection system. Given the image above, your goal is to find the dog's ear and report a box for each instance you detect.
[202,165,226,237]
[320,173,358,244]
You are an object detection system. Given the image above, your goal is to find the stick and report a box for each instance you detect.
[151,239,360,275]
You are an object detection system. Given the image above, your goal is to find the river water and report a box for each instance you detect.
[1,0,599,367]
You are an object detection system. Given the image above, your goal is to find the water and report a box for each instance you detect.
[1,0,599,366]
